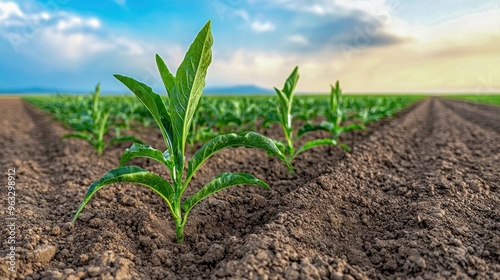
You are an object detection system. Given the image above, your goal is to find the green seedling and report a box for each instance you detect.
[63,84,143,156]
[273,67,337,167]
[186,105,217,149]
[298,81,365,151]
[356,108,380,124]
[72,21,290,242]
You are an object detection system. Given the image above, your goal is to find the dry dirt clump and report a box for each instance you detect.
[0,97,498,279]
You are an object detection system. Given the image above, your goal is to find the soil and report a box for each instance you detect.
[0,97,499,280]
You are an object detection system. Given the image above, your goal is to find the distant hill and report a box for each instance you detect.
[204,84,273,95]
[0,87,84,94]
[0,87,129,95]
[0,84,274,95]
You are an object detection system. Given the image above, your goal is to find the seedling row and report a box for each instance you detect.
[25,92,418,152]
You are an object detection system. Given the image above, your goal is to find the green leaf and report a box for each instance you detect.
[275,66,299,131]
[72,166,175,222]
[282,66,299,100]
[63,132,93,142]
[342,123,366,132]
[163,150,172,163]
[186,132,291,185]
[156,54,175,94]
[297,122,335,138]
[107,136,143,148]
[92,83,101,113]
[274,88,288,113]
[329,82,337,113]
[113,74,174,151]
[169,20,213,165]
[274,104,285,126]
[296,139,337,156]
[97,111,110,142]
[182,172,268,215]
[340,143,351,152]
[272,139,286,155]
[329,81,343,126]
[119,143,173,169]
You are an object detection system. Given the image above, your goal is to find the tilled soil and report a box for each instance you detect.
[0,97,499,280]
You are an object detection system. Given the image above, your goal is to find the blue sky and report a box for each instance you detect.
[0,0,499,93]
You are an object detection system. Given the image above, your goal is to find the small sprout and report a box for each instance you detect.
[62,83,143,156]
[273,67,338,168]
[298,81,365,152]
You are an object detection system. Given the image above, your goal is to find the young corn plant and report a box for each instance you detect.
[63,84,143,156]
[356,107,380,124]
[72,21,290,242]
[186,105,217,149]
[273,66,337,167]
[298,81,365,151]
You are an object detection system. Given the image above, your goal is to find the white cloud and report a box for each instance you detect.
[209,7,500,93]
[38,16,114,62]
[55,16,101,31]
[114,36,144,55]
[38,30,114,61]
[39,12,50,20]
[245,0,406,53]
[210,49,289,87]
[0,0,188,92]
[87,18,101,29]
[0,1,23,20]
[334,0,395,16]
[234,9,250,21]
[233,9,275,34]
[0,1,50,27]
[288,35,309,45]
[0,1,152,64]
[251,20,275,33]
[410,8,500,45]
[255,0,396,17]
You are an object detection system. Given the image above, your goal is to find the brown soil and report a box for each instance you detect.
[0,97,499,280]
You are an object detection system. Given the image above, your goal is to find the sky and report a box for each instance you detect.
[0,0,499,94]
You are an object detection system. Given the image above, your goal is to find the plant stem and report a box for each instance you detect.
[175,218,185,243]
[173,177,185,243]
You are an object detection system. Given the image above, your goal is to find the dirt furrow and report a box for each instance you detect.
[1,99,65,276]
[0,99,128,278]
[440,99,500,134]
[212,98,500,279]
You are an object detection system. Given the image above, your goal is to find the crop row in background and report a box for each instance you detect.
[24,93,421,148]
